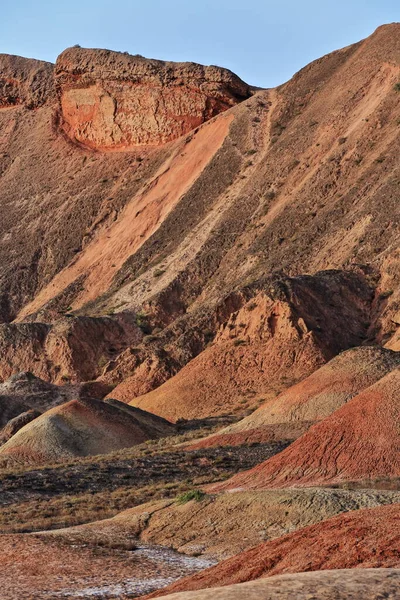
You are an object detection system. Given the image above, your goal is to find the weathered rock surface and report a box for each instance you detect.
[0,25,399,340]
[189,345,400,448]
[127,270,373,420]
[0,54,54,108]
[148,503,400,596]
[0,313,142,384]
[0,372,76,428]
[0,396,173,466]
[210,366,400,491]
[55,47,251,149]
[158,570,400,600]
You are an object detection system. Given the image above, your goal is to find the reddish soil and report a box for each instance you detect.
[127,271,373,421]
[210,366,400,491]
[55,47,250,149]
[148,503,400,597]
[188,345,400,448]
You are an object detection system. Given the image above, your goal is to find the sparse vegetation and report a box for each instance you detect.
[153,268,166,277]
[176,490,207,504]
[247,301,258,311]
[0,438,286,534]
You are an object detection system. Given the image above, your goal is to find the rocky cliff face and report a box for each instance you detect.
[54,47,251,149]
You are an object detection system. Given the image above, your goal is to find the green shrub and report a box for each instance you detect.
[153,268,166,277]
[176,490,206,504]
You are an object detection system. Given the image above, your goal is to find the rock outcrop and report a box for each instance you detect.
[127,270,373,421]
[55,47,251,149]
[0,54,54,108]
[0,313,142,384]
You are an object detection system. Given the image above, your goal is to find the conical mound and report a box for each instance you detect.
[0,397,173,466]
[188,346,400,449]
[210,366,400,491]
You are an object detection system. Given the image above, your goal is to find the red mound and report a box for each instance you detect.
[210,367,400,491]
[188,345,400,449]
[148,503,400,597]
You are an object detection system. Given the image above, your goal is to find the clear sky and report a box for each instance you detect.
[1,1,399,87]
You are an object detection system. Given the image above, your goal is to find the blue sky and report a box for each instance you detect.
[1,1,398,87]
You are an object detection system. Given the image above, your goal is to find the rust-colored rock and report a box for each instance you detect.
[128,270,373,421]
[189,345,400,449]
[210,366,400,491]
[55,47,251,149]
[0,54,54,108]
[0,313,142,384]
[148,503,400,597]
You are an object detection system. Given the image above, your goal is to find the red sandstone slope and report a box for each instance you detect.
[0,396,173,466]
[125,270,372,420]
[188,345,400,448]
[0,25,397,334]
[0,25,399,424]
[147,504,400,597]
[210,366,400,491]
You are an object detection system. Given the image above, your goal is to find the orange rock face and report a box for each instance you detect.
[55,47,251,149]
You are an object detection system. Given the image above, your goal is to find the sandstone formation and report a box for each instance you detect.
[0,396,173,466]
[0,24,400,600]
[210,367,400,491]
[157,570,400,600]
[148,503,400,596]
[0,25,398,336]
[188,345,400,448]
[127,270,373,420]
[0,53,54,108]
[0,313,142,384]
[55,47,251,149]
